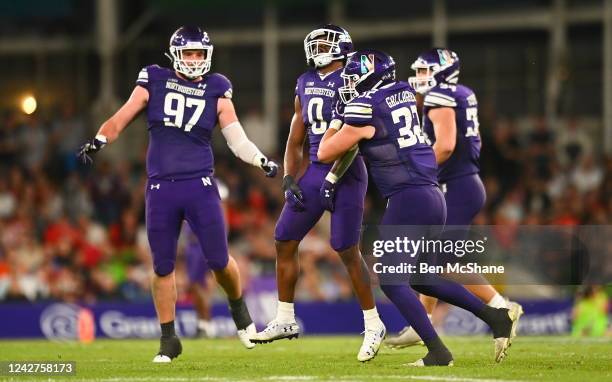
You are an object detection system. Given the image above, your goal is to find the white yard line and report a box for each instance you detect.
[0,375,529,382]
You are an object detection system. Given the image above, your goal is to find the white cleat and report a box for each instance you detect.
[152,355,172,363]
[357,321,386,362]
[249,320,300,344]
[494,306,521,363]
[237,323,257,349]
[507,300,524,345]
[384,326,424,349]
[196,319,218,338]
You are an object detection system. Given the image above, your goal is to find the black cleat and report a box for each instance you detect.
[152,335,182,363]
[487,307,520,362]
[405,348,454,367]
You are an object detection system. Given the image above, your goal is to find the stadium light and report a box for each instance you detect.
[21,95,37,115]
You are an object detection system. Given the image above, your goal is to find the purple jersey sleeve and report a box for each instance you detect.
[135,65,162,91]
[331,100,344,121]
[205,73,233,99]
[343,97,374,127]
[423,86,457,108]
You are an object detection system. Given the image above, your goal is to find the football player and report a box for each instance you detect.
[251,25,386,362]
[318,49,519,366]
[385,48,523,348]
[77,26,278,362]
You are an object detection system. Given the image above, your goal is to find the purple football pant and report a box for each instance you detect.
[378,185,486,342]
[437,173,487,266]
[442,173,486,225]
[185,240,210,285]
[275,160,367,252]
[146,177,229,276]
[181,224,211,284]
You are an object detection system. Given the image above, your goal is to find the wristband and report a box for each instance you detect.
[329,119,343,131]
[95,134,108,148]
[325,172,339,184]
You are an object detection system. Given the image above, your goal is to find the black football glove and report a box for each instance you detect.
[320,178,337,212]
[260,158,279,178]
[77,136,106,164]
[282,175,305,212]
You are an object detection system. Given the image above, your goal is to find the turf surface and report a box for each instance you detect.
[1,336,610,381]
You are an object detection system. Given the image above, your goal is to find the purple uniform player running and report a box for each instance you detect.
[252,25,386,363]
[77,26,279,362]
[318,49,519,366]
[386,49,523,349]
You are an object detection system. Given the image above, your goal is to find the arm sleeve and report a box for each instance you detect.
[221,121,267,167]
[326,145,359,182]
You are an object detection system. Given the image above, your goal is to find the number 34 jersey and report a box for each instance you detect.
[295,67,343,164]
[344,81,438,198]
[136,65,233,180]
[422,83,481,183]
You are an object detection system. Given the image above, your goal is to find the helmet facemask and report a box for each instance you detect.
[409,49,460,94]
[339,73,360,104]
[304,28,350,68]
[169,44,213,79]
[408,64,438,94]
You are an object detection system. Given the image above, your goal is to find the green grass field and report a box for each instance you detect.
[1,336,611,382]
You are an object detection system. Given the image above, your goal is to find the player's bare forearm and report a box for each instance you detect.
[284,140,303,177]
[97,119,122,143]
[321,125,338,143]
[329,145,358,180]
[318,124,373,163]
[284,97,307,177]
[433,143,453,165]
[429,107,456,165]
[97,85,148,144]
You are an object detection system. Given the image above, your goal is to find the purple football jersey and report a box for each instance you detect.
[295,67,343,163]
[136,65,233,180]
[422,83,481,183]
[344,81,438,198]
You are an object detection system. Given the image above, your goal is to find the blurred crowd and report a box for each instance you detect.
[0,105,610,304]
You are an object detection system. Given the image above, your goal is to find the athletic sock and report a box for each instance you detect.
[229,296,253,330]
[380,284,438,342]
[487,293,508,309]
[160,320,176,338]
[363,307,382,330]
[276,301,295,324]
[422,335,453,365]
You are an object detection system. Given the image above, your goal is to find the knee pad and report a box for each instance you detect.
[154,259,175,277]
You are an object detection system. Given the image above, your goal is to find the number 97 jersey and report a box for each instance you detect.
[295,67,344,164]
[422,83,481,183]
[136,65,233,180]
